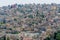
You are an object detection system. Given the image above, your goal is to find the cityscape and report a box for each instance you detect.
[0,3,60,40]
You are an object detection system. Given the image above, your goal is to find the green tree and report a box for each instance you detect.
[28,15,33,18]
[44,37,50,40]
[7,37,10,40]
[56,33,60,40]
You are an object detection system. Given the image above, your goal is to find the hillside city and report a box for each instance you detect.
[0,3,60,40]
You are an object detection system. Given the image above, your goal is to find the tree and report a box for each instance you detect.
[56,33,60,40]
[54,32,57,39]
[52,31,60,40]
[7,37,10,40]
[28,15,33,18]
[14,18,17,21]
[44,37,50,40]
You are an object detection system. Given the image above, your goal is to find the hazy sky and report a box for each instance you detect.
[0,0,60,7]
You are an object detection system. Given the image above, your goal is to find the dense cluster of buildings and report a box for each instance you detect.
[0,3,60,40]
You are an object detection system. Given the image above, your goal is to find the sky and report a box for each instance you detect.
[0,0,60,7]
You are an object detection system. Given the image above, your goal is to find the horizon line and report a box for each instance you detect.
[0,3,60,7]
